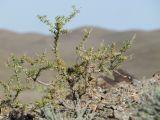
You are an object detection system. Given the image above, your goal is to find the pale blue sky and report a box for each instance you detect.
[0,0,160,34]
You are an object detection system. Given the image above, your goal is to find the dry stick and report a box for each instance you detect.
[32,66,53,86]
[113,70,127,78]
[36,80,53,86]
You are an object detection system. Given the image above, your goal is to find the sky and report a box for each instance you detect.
[0,0,160,34]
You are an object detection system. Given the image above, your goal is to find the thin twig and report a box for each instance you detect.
[36,79,53,86]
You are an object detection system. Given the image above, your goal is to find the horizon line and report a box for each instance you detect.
[0,25,160,35]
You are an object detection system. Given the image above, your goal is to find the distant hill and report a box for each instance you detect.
[1,27,160,80]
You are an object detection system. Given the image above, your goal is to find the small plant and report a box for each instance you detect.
[42,98,95,120]
[132,80,160,120]
[0,55,31,109]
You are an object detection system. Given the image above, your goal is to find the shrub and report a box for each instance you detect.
[0,6,133,119]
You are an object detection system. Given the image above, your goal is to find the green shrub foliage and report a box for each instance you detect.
[0,6,134,119]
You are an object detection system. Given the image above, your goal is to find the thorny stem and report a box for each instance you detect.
[53,23,61,60]
[31,66,53,86]
[12,89,21,102]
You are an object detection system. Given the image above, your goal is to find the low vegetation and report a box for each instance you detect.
[0,6,159,120]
